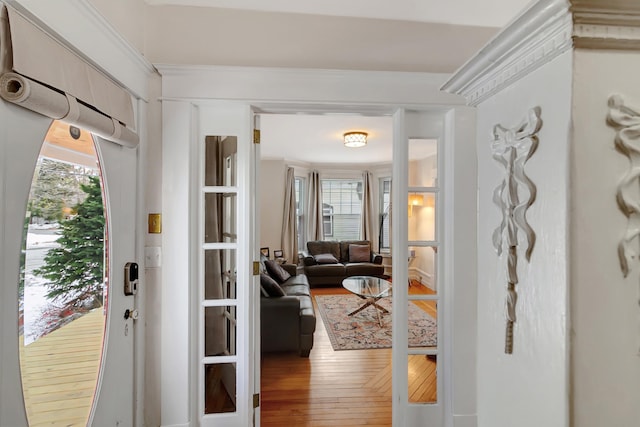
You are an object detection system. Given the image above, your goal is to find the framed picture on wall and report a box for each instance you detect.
[273,249,283,258]
[260,247,270,258]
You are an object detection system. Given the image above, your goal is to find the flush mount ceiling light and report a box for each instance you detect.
[343,131,368,148]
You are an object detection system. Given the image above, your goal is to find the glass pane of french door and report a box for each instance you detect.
[202,135,239,417]
[18,121,107,426]
[407,137,440,404]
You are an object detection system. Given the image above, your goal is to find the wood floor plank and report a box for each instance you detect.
[261,282,436,426]
[19,309,105,427]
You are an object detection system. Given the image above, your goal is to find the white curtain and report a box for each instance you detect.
[308,170,323,241]
[360,171,376,248]
[281,167,299,264]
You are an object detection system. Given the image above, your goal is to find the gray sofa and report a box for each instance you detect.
[301,240,385,287]
[260,259,316,357]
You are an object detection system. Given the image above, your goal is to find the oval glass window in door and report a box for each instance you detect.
[18,121,107,426]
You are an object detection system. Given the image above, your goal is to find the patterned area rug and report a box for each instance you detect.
[315,294,437,351]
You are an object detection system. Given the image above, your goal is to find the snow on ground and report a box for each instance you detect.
[22,225,62,345]
[26,232,60,249]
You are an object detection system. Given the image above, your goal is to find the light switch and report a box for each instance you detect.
[145,246,161,268]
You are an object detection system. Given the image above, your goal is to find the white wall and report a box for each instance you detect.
[143,5,497,73]
[570,48,640,427]
[259,159,286,257]
[88,0,146,52]
[475,50,572,427]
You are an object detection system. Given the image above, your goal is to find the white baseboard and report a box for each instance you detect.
[411,267,434,290]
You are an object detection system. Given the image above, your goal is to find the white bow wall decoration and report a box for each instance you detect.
[491,107,542,354]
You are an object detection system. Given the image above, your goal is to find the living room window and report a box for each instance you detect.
[321,179,362,241]
[379,177,391,252]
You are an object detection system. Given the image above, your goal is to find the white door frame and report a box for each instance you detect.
[158,65,478,427]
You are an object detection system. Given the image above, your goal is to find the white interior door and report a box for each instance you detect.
[392,108,444,426]
[197,103,255,427]
[0,100,138,426]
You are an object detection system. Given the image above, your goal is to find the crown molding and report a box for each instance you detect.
[441,0,572,106]
[442,0,640,105]
[572,1,640,48]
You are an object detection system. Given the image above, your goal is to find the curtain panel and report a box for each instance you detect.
[281,167,299,264]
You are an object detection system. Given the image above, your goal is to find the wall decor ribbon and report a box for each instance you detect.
[492,107,542,354]
[608,95,640,280]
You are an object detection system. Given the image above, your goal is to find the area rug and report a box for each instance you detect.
[314,294,437,351]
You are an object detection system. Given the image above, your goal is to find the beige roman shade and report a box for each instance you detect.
[0,4,138,147]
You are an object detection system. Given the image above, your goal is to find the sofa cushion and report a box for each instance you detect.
[265,259,292,284]
[339,240,371,262]
[307,241,341,260]
[282,283,311,297]
[344,262,385,277]
[314,253,339,264]
[304,263,347,277]
[260,273,285,297]
[349,244,370,262]
[283,274,310,287]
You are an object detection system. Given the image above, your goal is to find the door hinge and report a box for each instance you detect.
[253,129,260,144]
[253,261,260,275]
[253,393,260,408]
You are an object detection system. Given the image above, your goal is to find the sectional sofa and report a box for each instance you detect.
[259,257,316,357]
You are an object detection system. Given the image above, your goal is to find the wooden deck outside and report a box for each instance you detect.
[19,309,105,427]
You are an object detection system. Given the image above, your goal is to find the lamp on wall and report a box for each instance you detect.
[408,193,424,217]
[343,131,367,148]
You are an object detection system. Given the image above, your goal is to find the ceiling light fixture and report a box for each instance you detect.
[343,131,367,148]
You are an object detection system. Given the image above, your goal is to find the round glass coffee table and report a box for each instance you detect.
[342,276,392,327]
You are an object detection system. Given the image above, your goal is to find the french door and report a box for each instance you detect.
[392,109,444,426]
[0,101,138,426]
[196,103,257,427]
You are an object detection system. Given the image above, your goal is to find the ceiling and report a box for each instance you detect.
[260,114,436,165]
[144,0,534,165]
[144,0,534,28]
[260,114,394,165]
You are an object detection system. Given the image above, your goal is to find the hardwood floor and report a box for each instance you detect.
[261,282,436,426]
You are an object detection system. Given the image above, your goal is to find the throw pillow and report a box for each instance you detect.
[265,259,292,284]
[349,244,370,263]
[260,273,285,297]
[314,253,339,264]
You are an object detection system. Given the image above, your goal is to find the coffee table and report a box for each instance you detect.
[342,276,392,327]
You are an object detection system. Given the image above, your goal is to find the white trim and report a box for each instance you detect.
[156,64,465,107]
[8,0,155,100]
[441,0,572,106]
[391,108,410,427]
[134,97,147,427]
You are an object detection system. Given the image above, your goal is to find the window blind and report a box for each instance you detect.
[0,4,138,147]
